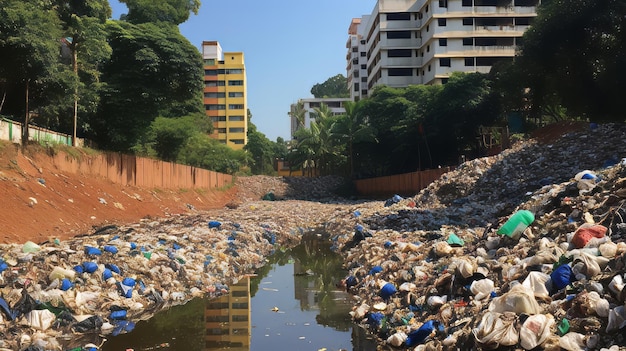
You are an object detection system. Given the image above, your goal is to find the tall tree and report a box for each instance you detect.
[310,74,349,98]
[54,0,112,145]
[0,0,63,146]
[330,100,377,179]
[517,0,626,122]
[121,0,200,25]
[91,20,203,151]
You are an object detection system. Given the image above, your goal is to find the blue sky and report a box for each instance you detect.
[109,0,377,142]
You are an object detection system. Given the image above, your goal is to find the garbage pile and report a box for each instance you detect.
[0,200,347,350]
[332,123,626,350]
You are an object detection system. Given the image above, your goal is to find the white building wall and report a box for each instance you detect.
[354,0,539,89]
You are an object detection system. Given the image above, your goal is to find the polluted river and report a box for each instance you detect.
[100,232,378,351]
[1,123,626,351]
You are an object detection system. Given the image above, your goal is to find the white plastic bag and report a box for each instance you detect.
[470,279,495,301]
[559,332,586,351]
[521,271,550,299]
[387,331,407,347]
[488,283,541,314]
[519,314,554,350]
[24,310,56,331]
[473,311,519,348]
[606,305,626,333]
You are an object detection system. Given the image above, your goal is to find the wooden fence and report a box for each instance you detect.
[354,167,452,198]
[50,152,232,190]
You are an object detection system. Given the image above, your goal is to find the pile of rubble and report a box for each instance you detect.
[331,123,626,350]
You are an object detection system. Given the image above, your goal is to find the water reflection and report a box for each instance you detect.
[101,231,376,351]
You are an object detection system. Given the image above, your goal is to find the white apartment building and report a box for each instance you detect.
[289,98,351,138]
[347,0,540,91]
[346,16,371,101]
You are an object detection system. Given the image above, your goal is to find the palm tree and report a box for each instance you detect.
[331,100,378,179]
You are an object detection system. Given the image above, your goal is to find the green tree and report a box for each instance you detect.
[425,72,500,163]
[289,100,306,133]
[91,20,203,151]
[517,0,626,122]
[53,0,112,145]
[310,74,349,98]
[296,103,344,176]
[0,0,63,146]
[134,113,211,161]
[177,134,247,174]
[330,100,377,179]
[244,122,276,175]
[120,0,200,25]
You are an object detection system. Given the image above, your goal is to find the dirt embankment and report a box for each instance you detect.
[0,143,240,244]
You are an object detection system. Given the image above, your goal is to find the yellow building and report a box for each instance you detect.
[204,276,251,350]
[202,41,248,149]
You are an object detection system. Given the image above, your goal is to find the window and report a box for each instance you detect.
[230,139,245,145]
[229,115,245,121]
[439,0,448,7]
[426,45,430,53]
[388,68,413,76]
[361,64,366,69]
[204,92,225,98]
[426,25,430,32]
[206,315,229,322]
[228,92,244,97]
[217,128,226,133]
[463,38,473,46]
[228,80,244,86]
[205,81,225,87]
[465,57,475,66]
[207,302,229,309]
[387,31,411,39]
[516,17,531,25]
[388,49,412,57]
[361,77,367,82]
[206,329,228,335]
[354,83,360,91]
[210,116,226,122]
[438,18,447,26]
[232,302,249,309]
[204,59,215,65]
[360,52,366,57]
[229,104,244,110]
[225,69,243,74]
[463,18,473,25]
[462,0,472,5]
[440,58,451,67]
[232,315,248,321]
[229,127,245,133]
[204,69,218,76]
[439,38,447,46]
[206,104,226,110]
[353,71,359,78]
[387,12,411,21]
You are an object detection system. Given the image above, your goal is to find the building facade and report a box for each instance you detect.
[347,0,540,91]
[289,98,351,139]
[202,41,248,150]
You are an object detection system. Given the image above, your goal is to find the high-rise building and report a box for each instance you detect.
[202,41,248,149]
[346,17,370,101]
[347,0,540,91]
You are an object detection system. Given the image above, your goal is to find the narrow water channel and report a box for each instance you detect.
[101,232,378,351]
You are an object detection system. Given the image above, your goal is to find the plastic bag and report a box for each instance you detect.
[606,305,626,332]
[473,311,519,348]
[571,224,607,249]
[387,331,407,347]
[488,283,541,314]
[24,310,56,331]
[550,264,574,291]
[406,320,438,347]
[559,332,586,351]
[571,250,609,278]
[72,315,103,333]
[519,314,554,350]
[470,279,495,301]
[521,271,550,299]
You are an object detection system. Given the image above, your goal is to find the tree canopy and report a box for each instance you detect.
[310,74,349,98]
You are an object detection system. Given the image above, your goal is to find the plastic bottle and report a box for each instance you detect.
[497,210,535,239]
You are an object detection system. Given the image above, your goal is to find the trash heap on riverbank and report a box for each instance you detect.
[333,123,626,350]
[0,200,349,350]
